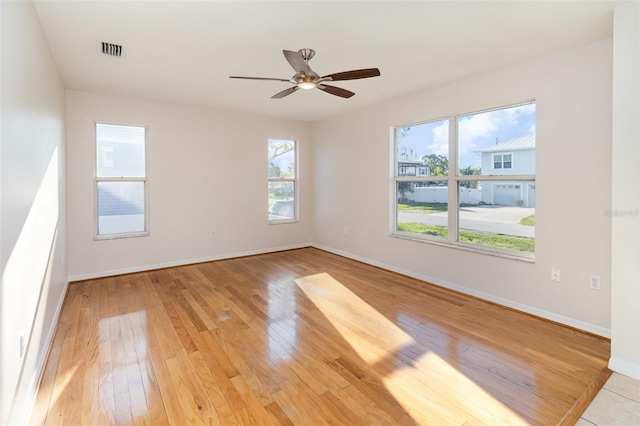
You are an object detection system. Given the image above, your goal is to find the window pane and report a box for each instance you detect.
[397,119,449,177]
[494,155,503,169]
[268,181,295,220]
[396,181,448,240]
[98,181,145,234]
[458,103,535,176]
[503,154,513,169]
[97,124,145,177]
[458,181,535,253]
[268,139,295,178]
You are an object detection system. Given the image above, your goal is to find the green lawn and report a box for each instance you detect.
[398,201,475,213]
[397,222,535,253]
[520,214,535,226]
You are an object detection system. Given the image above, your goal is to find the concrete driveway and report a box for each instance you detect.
[398,205,535,237]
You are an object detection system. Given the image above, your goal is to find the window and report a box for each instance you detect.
[268,139,297,223]
[393,102,536,258]
[95,123,148,238]
[493,153,513,169]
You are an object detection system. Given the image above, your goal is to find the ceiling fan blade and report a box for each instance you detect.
[322,68,381,81]
[283,50,310,73]
[230,76,290,82]
[317,84,355,99]
[272,86,299,99]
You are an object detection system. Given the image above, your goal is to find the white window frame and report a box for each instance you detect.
[268,139,298,224]
[391,101,535,259]
[493,153,513,170]
[94,122,149,240]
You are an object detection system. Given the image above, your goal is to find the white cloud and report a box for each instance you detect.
[399,103,534,165]
[458,113,498,156]
[458,103,535,156]
[427,120,449,157]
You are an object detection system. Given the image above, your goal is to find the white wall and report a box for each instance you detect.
[2,4,635,422]
[610,0,640,379]
[0,1,67,424]
[66,91,313,279]
[312,39,613,336]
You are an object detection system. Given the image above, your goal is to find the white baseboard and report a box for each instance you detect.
[609,357,640,380]
[311,243,611,338]
[67,243,312,282]
[67,241,611,337]
[12,279,70,426]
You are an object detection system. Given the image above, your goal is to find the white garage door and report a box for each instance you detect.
[493,184,521,206]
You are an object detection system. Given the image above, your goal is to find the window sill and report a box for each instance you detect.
[390,232,535,263]
[94,231,150,241]
[268,219,300,225]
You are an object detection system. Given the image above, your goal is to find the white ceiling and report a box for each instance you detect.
[33,1,622,122]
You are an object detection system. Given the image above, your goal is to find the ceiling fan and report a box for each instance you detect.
[229,49,381,99]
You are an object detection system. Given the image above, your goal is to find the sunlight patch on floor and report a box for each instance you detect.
[295,272,527,424]
[295,272,413,365]
[384,351,529,424]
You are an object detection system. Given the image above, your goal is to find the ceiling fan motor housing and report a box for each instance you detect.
[292,70,321,89]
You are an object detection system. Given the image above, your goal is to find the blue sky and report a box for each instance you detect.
[398,102,535,169]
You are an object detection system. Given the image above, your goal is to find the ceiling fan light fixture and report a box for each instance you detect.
[297,81,316,90]
[295,74,317,89]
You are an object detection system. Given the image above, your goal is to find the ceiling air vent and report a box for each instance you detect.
[101,42,123,57]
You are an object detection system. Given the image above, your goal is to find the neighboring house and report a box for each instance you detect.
[476,134,536,207]
[398,161,430,177]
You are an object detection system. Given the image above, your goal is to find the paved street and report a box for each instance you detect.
[398,205,535,237]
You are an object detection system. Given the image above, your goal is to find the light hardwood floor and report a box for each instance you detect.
[31,248,611,425]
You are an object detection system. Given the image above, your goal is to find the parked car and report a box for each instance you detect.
[269,199,294,220]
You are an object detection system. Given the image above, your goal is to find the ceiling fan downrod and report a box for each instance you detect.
[298,48,315,63]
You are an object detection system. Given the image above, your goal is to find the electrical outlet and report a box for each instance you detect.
[589,275,601,291]
[343,227,349,235]
[211,231,215,237]
[551,268,561,282]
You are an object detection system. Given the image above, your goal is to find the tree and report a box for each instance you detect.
[421,154,448,176]
[268,140,293,161]
[269,162,282,177]
[397,181,414,203]
[397,126,411,139]
[268,140,294,178]
[459,166,481,188]
[398,146,417,161]
[268,140,294,163]
[397,127,415,161]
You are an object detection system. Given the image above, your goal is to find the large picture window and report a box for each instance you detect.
[268,139,297,223]
[393,102,536,258]
[95,123,148,238]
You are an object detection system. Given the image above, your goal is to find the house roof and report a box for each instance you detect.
[477,134,536,153]
[398,161,428,166]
